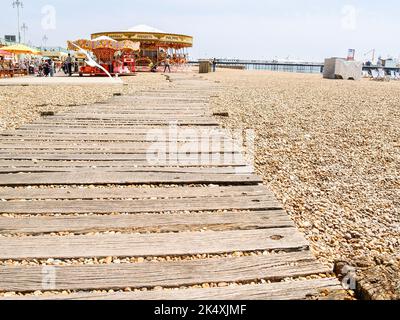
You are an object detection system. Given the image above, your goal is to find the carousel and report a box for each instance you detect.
[67,36,140,76]
[91,25,193,71]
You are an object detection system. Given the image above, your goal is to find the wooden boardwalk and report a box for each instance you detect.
[0,74,343,300]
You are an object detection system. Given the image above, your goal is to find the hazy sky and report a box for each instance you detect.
[1,0,399,61]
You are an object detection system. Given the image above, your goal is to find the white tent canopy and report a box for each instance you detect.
[92,35,117,41]
[125,24,166,34]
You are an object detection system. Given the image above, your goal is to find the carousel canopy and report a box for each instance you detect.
[125,25,166,33]
[91,24,193,49]
[92,35,117,41]
[67,39,140,52]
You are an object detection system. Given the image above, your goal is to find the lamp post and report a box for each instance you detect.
[12,0,24,43]
[42,35,48,50]
[21,22,28,44]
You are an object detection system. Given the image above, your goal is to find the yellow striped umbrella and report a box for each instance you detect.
[1,44,40,55]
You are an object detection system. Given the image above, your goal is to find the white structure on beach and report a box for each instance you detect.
[323,57,363,81]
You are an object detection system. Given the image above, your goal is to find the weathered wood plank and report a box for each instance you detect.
[1,127,226,135]
[0,252,329,292]
[0,185,267,200]
[0,278,343,300]
[60,111,211,115]
[0,141,235,148]
[0,148,241,155]
[16,121,219,126]
[0,195,280,214]
[0,154,245,161]
[0,166,252,174]
[0,144,239,152]
[0,172,260,186]
[0,228,309,260]
[0,210,293,235]
[0,160,247,167]
[0,142,240,153]
[0,134,231,142]
[33,115,216,120]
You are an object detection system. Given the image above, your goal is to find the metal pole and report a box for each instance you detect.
[12,1,23,43]
[21,23,28,43]
[17,5,20,42]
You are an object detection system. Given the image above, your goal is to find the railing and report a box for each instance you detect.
[189,59,400,74]
[189,59,324,74]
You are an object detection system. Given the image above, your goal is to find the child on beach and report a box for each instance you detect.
[164,56,171,73]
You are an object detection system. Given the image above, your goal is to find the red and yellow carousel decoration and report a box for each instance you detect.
[67,36,140,76]
[91,25,193,72]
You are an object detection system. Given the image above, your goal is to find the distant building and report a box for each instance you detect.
[378,57,398,68]
[40,46,69,61]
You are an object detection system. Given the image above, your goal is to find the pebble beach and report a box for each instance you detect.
[0,70,399,299]
[204,69,400,299]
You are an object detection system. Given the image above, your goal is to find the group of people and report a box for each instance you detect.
[0,58,55,76]
[37,59,56,77]
[0,53,97,78]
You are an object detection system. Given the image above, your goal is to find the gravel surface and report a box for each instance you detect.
[1,70,396,299]
[203,69,400,299]
[0,73,168,130]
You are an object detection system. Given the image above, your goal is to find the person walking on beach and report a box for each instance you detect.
[49,59,55,77]
[164,56,171,73]
[66,53,73,76]
[212,58,217,72]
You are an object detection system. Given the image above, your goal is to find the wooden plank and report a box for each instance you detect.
[0,195,281,214]
[0,252,329,292]
[0,210,293,235]
[0,166,251,174]
[0,142,238,150]
[18,123,219,128]
[77,105,209,110]
[0,142,240,153]
[16,121,219,126]
[61,110,211,114]
[1,127,226,134]
[0,172,260,187]
[0,148,241,155]
[0,137,233,143]
[28,116,217,121]
[0,134,229,140]
[0,154,245,161]
[0,134,231,142]
[113,97,208,103]
[0,278,343,300]
[36,114,215,119]
[0,228,309,260]
[0,185,267,200]
[0,160,248,167]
